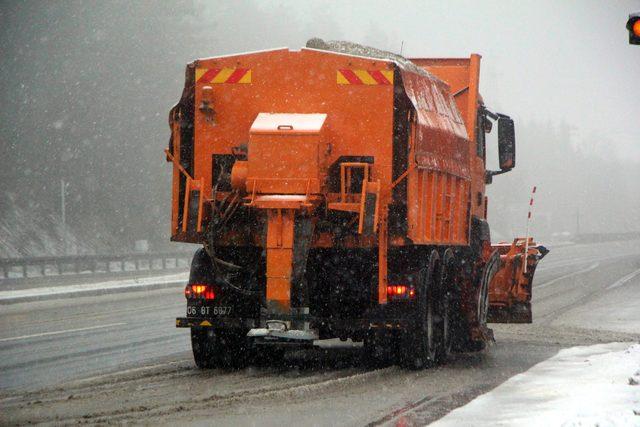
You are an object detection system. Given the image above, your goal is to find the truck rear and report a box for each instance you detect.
[166,42,546,369]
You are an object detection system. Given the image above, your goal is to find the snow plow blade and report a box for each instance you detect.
[488,238,549,323]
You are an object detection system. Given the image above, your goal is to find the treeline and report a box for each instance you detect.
[0,1,203,253]
[0,1,343,255]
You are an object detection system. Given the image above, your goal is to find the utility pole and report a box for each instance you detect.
[61,179,67,255]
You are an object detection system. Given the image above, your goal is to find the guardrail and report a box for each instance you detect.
[574,232,640,244]
[0,251,194,281]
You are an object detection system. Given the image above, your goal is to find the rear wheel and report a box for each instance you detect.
[191,328,220,369]
[401,250,439,370]
[452,250,499,352]
[362,332,392,368]
[191,328,250,369]
[435,250,454,362]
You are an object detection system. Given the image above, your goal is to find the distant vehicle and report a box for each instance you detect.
[166,41,547,369]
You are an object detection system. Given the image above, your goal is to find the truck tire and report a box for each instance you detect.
[401,250,439,370]
[437,292,452,361]
[467,250,500,351]
[461,274,490,352]
[362,332,391,368]
[191,328,220,369]
[452,250,499,352]
[435,250,454,362]
[191,328,250,369]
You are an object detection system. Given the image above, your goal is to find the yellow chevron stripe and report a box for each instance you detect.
[195,68,207,82]
[238,69,252,83]
[212,68,234,83]
[336,70,350,84]
[354,69,377,85]
[380,70,394,84]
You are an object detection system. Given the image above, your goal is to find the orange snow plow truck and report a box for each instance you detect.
[166,40,548,369]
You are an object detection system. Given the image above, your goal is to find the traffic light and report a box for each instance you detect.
[627,12,640,45]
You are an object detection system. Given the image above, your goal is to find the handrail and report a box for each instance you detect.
[164,148,194,181]
[390,162,417,190]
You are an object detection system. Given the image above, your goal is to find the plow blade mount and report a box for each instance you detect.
[488,238,548,323]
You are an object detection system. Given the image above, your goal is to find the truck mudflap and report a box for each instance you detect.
[488,238,549,323]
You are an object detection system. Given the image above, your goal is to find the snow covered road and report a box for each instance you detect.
[1,240,639,425]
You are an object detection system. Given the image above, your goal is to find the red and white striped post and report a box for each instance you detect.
[523,186,537,273]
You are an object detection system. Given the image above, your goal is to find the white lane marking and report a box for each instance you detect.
[537,256,601,271]
[0,322,126,343]
[535,262,599,290]
[537,252,640,272]
[606,268,640,290]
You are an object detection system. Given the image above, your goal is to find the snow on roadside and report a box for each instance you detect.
[0,272,188,302]
[430,342,640,427]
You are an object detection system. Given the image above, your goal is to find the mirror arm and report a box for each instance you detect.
[488,168,512,176]
[484,168,512,184]
[484,108,499,121]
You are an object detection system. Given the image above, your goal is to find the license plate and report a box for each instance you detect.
[187,305,232,317]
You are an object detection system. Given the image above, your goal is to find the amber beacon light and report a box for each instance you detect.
[627,12,640,45]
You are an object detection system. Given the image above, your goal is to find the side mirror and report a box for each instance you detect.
[627,12,640,45]
[497,115,515,171]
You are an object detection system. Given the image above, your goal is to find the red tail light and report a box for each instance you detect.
[203,287,215,300]
[185,284,216,300]
[387,284,415,301]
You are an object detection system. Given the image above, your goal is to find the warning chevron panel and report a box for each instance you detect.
[337,69,393,85]
[196,68,252,84]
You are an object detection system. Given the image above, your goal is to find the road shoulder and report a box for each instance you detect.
[429,342,640,426]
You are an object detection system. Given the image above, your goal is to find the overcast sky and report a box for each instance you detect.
[1,0,638,254]
[199,0,640,161]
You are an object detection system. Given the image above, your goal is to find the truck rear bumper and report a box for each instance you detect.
[176,317,250,329]
[176,316,414,331]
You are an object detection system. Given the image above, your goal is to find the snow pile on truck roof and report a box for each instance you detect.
[307,38,469,159]
[306,38,433,78]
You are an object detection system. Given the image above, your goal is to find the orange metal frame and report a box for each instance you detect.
[410,56,486,222]
[192,48,395,203]
[167,48,504,311]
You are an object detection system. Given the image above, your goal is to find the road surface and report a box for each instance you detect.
[1,240,639,425]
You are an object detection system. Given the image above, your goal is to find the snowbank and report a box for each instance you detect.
[430,342,640,426]
[0,272,188,303]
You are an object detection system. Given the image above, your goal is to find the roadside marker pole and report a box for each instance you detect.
[523,186,537,273]
[61,179,67,255]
